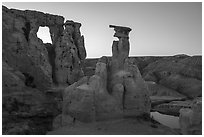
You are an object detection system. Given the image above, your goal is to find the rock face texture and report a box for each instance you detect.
[59,25,150,127]
[152,100,192,116]
[146,81,185,97]
[2,61,59,134]
[142,56,202,98]
[108,25,150,117]
[83,55,202,99]
[82,55,202,131]
[2,6,55,90]
[2,6,86,134]
[3,5,201,135]
[179,98,202,135]
[3,6,86,89]
[55,20,86,85]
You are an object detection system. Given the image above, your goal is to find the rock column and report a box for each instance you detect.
[60,25,151,126]
[109,25,150,117]
[55,20,85,86]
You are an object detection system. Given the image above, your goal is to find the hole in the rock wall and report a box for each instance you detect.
[73,117,76,123]
[113,37,118,41]
[22,72,36,88]
[37,27,52,44]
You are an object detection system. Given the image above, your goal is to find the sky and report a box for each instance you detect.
[3,2,202,58]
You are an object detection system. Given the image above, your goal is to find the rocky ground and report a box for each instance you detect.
[48,117,179,135]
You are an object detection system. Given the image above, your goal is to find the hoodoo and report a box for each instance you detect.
[58,25,151,127]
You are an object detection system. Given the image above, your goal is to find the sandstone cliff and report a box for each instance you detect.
[2,5,86,134]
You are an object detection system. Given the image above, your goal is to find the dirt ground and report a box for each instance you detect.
[47,118,179,135]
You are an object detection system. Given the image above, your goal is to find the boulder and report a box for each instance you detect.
[152,100,192,116]
[122,60,150,116]
[179,97,202,135]
[91,60,123,120]
[63,61,123,123]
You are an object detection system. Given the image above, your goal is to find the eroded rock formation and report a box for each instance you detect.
[3,5,86,90]
[83,55,202,120]
[83,55,202,99]
[109,25,150,116]
[55,20,86,85]
[2,6,86,134]
[2,6,56,90]
[58,25,150,127]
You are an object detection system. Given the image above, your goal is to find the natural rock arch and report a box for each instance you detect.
[37,26,52,44]
[2,6,87,90]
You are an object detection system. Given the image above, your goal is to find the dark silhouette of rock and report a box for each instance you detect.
[109,25,132,38]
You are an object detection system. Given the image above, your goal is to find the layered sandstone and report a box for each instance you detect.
[58,25,150,127]
[55,20,85,85]
[2,6,86,90]
[2,5,86,134]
